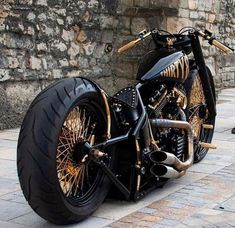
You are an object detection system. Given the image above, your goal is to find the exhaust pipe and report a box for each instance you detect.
[150,164,185,179]
[150,119,194,171]
[149,151,177,165]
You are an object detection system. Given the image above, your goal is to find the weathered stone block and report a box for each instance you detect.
[4,33,34,49]
[188,0,197,10]
[29,56,41,70]
[75,30,87,43]
[0,18,5,31]
[83,42,96,56]
[206,1,214,12]
[118,16,131,35]
[36,0,47,6]
[167,17,193,32]
[56,18,64,25]
[131,17,148,35]
[52,69,62,79]
[179,0,188,9]
[93,44,105,58]
[0,9,9,18]
[66,70,81,78]
[0,69,10,81]
[113,61,134,79]
[59,59,69,67]
[62,29,74,42]
[68,42,80,58]
[178,9,190,18]
[51,41,67,52]
[101,30,114,43]
[54,8,66,16]
[190,11,199,19]
[27,12,35,21]
[5,81,41,113]
[19,0,33,4]
[197,0,206,11]
[8,57,19,69]
[150,0,180,8]
[36,43,47,52]
[198,11,206,20]
[134,0,149,8]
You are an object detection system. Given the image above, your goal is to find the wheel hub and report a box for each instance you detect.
[73,141,91,164]
[199,104,207,119]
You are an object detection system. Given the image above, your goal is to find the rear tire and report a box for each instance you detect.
[17,78,115,224]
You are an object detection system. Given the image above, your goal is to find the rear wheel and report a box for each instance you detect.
[17,78,115,224]
[185,72,216,163]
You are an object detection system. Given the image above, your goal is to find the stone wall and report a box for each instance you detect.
[0,0,235,129]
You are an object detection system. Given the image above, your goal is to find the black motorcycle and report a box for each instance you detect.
[17,27,233,224]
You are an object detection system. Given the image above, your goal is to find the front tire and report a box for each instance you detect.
[185,70,216,163]
[17,78,114,224]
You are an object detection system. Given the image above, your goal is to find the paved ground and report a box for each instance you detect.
[0,88,235,227]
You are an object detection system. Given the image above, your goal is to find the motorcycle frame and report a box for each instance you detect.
[91,30,216,201]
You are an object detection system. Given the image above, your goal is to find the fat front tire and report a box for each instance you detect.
[185,71,216,163]
[17,78,114,224]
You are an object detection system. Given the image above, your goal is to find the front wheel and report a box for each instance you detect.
[185,70,216,163]
[17,78,115,224]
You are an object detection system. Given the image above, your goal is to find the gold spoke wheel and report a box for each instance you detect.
[186,72,216,162]
[188,75,206,138]
[56,107,98,198]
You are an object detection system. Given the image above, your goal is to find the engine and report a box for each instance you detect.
[147,84,188,163]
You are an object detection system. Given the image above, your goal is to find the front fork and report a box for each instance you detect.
[190,33,216,117]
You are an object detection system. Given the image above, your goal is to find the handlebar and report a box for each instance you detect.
[117,39,141,53]
[118,31,151,53]
[118,28,234,54]
[197,30,234,54]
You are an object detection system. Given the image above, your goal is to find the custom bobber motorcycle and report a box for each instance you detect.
[17,27,233,224]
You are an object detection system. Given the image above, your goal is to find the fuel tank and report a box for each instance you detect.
[140,51,189,82]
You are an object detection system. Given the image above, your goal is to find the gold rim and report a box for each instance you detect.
[56,107,96,197]
[188,75,206,138]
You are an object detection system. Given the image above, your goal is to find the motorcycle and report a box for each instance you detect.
[17,27,234,224]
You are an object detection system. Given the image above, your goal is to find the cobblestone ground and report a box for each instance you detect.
[0,88,235,227]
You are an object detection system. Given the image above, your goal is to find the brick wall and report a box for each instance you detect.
[0,0,234,129]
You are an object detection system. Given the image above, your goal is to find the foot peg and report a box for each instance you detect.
[199,142,217,149]
[202,124,214,129]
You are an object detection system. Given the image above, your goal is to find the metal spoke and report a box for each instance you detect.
[56,106,98,198]
[188,75,206,138]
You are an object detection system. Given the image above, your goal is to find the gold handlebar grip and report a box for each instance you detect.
[117,38,141,53]
[118,31,152,53]
[212,39,233,54]
[198,30,233,54]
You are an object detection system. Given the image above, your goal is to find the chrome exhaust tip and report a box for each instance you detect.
[150,164,185,179]
[149,151,176,165]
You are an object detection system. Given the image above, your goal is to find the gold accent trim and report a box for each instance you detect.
[149,120,160,151]
[151,90,167,110]
[100,89,111,139]
[135,140,141,191]
[92,150,106,159]
[166,37,174,46]
[117,31,151,53]
[202,124,214,129]
[160,54,189,80]
[173,87,187,109]
[199,142,217,149]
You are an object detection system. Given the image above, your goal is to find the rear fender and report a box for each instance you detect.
[78,77,118,139]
